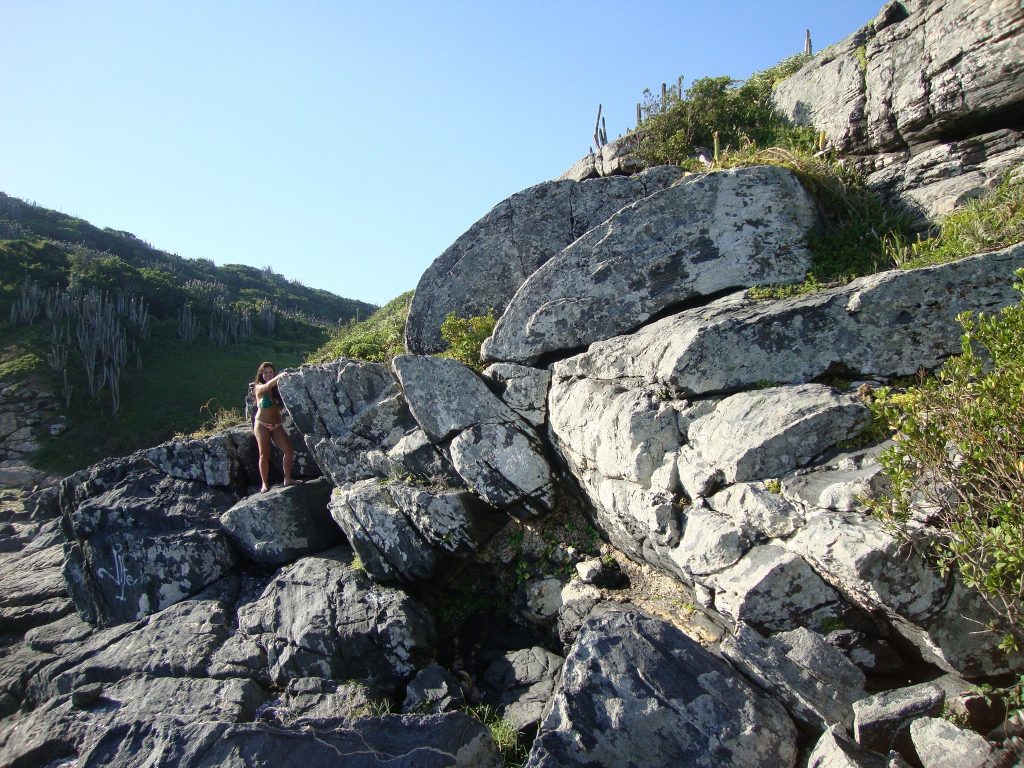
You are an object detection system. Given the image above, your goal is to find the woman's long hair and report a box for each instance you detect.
[254,362,281,405]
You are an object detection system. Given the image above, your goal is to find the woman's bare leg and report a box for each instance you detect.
[254,423,273,491]
[272,426,296,484]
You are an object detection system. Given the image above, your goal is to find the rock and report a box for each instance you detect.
[61,468,239,626]
[574,557,628,589]
[483,646,564,731]
[527,609,797,767]
[825,629,905,677]
[329,479,503,584]
[219,478,340,565]
[0,544,73,634]
[237,547,435,689]
[393,355,555,517]
[722,623,862,731]
[783,446,888,514]
[146,429,251,490]
[557,136,648,181]
[672,505,749,578]
[773,627,867,701]
[403,665,465,715]
[519,577,564,625]
[853,682,944,755]
[482,363,551,427]
[807,725,889,768]
[910,717,991,768]
[556,581,604,646]
[774,1,1024,154]
[80,713,502,768]
[554,244,1024,396]
[677,384,871,498]
[278,677,376,723]
[706,482,805,540]
[483,165,817,364]
[406,168,683,354]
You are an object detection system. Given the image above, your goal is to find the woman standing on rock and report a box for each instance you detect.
[253,361,296,492]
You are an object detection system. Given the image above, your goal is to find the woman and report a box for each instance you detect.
[253,361,297,492]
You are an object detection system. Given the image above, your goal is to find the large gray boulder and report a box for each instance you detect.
[406,168,683,354]
[61,468,239,626]
[0,544,74,635]
[80,713,502,768]
[526,609,798,767]
[236,547,435,689]
[219,478,340,565]
[555,244,1024,397]
[482,646,565,731]
[328,479,503,584]
[774,0,1024,155]
[483,165,817,364]
[393,355,556,517]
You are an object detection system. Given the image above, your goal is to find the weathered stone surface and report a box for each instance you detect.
[276,677,375,723]
[394,356,555,516]
[484,165,817,364]
[707,482,805,541]
[677,384,871,498]
[773,628,867,702]
[709,545,844,634]
[403,665,465,715]
[406,168,683,354]
[61,468,239,626]
[277,360,424,486]
[528,609,797,767]
[482,363,551,427]
[483,646,564,731]
[783,446,888,514]
[237,547,435,689]
[557,245,1024,396]
[146,429,248,489]
[867,131,1024,221]
[220,478,339,565]
[329,479,502,584]
[721,623,862,732]
[775,1,1024,154]
[556,581,603,646]
[80,713,502,768]
[0,544,73,634]
[853,682,944,754]
[807,725,889,768]
[519,576,564,625]
[910,717,991,768]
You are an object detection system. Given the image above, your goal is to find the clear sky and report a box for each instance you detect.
[1,1,880,307]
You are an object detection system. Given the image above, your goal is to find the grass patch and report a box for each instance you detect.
[466,704,529,768]
[307,291,411,365]
[0,324,48,381]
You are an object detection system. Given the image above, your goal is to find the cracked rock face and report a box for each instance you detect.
[405,168,684,355]
[526,609,798,768]
[483,165,817,365]
[393,355,556,517]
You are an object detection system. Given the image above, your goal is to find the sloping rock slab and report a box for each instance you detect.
[329,479,503,584]
[81,713,502,768]
[526,609,797,767]
[220,478,339,566]
[394,355,555,517]
[807,725,889,768]
[61,468,238,626]
[484,164,817,364]
[406,168,683,354]
[237,547,435,689]
[0,544,73,634]
[483,646,565,731]
[556,244,1024,396]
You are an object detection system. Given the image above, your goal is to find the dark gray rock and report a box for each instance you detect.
[555,244,1024,397]
[277,677,376,724]
[555,581,604,647]
[146,428,250,490]
[403,665,465,714]
[910,717,992,768]
[483,165,817,365]
[527,609,798,767]
[61,468,239,626]
[329,479,503,584]
[483,646,564,731]
[0,544,73,635]
[220,478,340,565]
[518,577,564,626]
[393,355,556,517]
[406,168,683,355]
[853,682,944,755]
[482,363,552,427]
[807,725,889,768]
[237,547,435,689]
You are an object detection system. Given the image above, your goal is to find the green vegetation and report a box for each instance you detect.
[868,272,1024,650]
[467,705,529,768]
[635,54,815,169]
[306,291,411,364]
[438,310,496,372]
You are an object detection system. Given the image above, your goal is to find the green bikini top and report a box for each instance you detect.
[259,394,274,409]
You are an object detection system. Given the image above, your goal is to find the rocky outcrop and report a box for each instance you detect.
[557,135,642,182]
[0,377,61,489]
[483,165,817,364]
[526,609,798,767]
[405,167,684,354]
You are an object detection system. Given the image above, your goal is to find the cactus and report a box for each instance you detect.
[178,303,201,342]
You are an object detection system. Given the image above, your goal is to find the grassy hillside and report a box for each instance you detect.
[0,192,375,476]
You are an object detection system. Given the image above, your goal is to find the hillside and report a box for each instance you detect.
[0,193,378,476]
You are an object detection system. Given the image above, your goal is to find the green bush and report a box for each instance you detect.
[438,310,496,372]
[306,291,411,364]
[868,270,1024,649]
[635,54,814,168]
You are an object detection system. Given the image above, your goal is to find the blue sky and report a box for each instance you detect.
[1,1,880,307]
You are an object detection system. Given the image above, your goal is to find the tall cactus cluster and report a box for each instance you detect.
[208,298,252,347]
[10,276,151,416]
[177,303,201,342]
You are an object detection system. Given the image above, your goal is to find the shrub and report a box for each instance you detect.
[438,310,496,372]
[306,291,411,364]
[868,270,1024,650]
